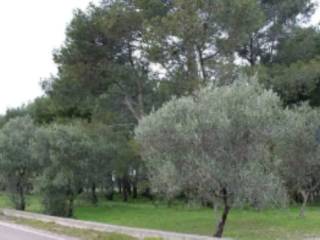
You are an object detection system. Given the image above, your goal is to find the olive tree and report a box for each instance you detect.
[275,104,320,217]
[33,124,90,217]
[135,80,287,238]
[0,116,37,210]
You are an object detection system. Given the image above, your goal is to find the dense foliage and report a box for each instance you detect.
[0,116,37,210]
[275,104,320,217]
[136,80,290,237]
[0,0,319,238]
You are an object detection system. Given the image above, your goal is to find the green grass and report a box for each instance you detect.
[74,201,320,240]
[1,193,320,240]
[0,193,43,212]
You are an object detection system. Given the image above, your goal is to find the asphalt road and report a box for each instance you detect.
[0,221,77,240]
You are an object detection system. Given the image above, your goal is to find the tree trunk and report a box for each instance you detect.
[105,176,114,201]
[16,178,25,211]
[127,180,132,196]
[196,45,207,82]
[117,178,122,194]
[133,183,138,199]
[142,187,153,200]
[66,196,74,218]
[248,35,256,67]
[299,190,309,218]
[186,45,199,93]
[122,176,129,202]
[91,182,98,205]
[123,186,128,202]
[214,189,231,238]
[106,191,114,201]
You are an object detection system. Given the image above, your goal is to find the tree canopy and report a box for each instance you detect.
[0,116,37,210]
[135,79,288,237]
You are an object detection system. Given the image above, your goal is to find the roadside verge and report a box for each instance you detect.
[0,220,78,240]
[1,208,231,240]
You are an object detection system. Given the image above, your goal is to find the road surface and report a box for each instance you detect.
[0,221,77,240]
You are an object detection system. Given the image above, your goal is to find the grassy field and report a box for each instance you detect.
[1,193,320,240]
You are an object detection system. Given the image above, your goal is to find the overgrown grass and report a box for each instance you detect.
[1,193,320,240]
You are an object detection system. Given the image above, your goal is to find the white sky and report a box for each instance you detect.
[0,0,96,114]
[0,0,319,114]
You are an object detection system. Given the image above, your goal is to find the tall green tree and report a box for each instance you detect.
[43,2,162,201]
[260,27,320,106]
[44,2,158,122]
[144,0,264,92]
[142,0,314,91]
[238,0,315,65]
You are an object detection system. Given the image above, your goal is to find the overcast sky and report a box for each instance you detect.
[0,1,319,114]
[0,0,96,114]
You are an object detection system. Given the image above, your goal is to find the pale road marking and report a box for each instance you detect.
[0,221,77,240]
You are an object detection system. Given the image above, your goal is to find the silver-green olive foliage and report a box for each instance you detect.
[0,116,37,210]
[136,80,287,207]
[136,79,288,236]
[33,124,91,217]
[275,104,320,217]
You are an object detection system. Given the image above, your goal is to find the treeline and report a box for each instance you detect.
[0,117,140,217]
[0,0,319,226]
